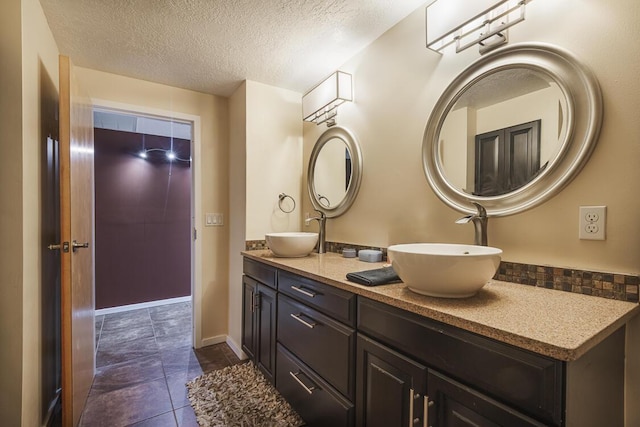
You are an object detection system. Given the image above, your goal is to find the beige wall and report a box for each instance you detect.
[245,81,303,239]
[301,1,640,424]
[302,0,640,275]
[21,0,61,423]
[228,80,302,353]
[75,67,231,347]
[227,82,247,354]
[0,0,24,424]
[0,0,64,424]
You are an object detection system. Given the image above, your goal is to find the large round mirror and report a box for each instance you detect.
[423,43,603,216]
[308,126,363,217]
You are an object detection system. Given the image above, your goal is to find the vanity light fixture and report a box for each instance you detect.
[302,71,352,127]
[426,0,532,54]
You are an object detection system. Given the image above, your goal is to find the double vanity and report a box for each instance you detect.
[241,250,639,427]
[238,42,638,426]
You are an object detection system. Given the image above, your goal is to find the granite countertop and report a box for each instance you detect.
[242,250,640,361]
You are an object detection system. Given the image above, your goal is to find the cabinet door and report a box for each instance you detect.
[427,370,546,427]
[256,284,277,384]
[241,275,258,360]
[356,334,427,427]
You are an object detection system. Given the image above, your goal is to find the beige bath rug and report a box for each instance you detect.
[187,362,304,427]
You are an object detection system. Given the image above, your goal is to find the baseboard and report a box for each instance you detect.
[95,296,192,316]
[200,334,227,347]
[226,336,249,360]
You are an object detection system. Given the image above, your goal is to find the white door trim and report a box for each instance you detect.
[90,98,204,348]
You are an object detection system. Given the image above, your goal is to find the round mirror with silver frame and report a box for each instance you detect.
[308,126,363,218]
[423,43,603,216]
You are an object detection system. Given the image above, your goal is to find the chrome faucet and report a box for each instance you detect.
[305,210,326,254]
[455,202,488,246]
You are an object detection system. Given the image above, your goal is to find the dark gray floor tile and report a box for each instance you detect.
[80,378,173,427]
[160,346,194,378]
[95,316,104,350]
[190,345,232,376]
[166,372,191,410]
[152,317,191,338]
[96,336,159,368]
[127,410,177,427]
[102,308,151,332]
[174,405,199,427]
[91,355,165,395]
[149,301,191,322]
[99,324,155,347]
[156,332,192,351]
[220,343,242,365]
[95,315,104,332]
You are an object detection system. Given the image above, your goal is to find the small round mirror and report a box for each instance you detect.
[308,127,362,217]
[423,43,603,216]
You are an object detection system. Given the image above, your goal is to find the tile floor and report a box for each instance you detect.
[80,301,240,427]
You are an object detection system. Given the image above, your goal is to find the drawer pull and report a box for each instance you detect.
[290,371,316,394]
[424,396,434,427]
[291,285,316,298]
[290,313,317,329]
[409,388,419,427]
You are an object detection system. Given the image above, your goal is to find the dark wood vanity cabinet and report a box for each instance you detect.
[357,333,546,427]
[276,270,357,427]
[242,257,627,427]
[357,334,428,427]
[241,259,277,384]
[357,297,562,427]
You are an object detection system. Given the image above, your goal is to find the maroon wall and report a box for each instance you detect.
[94,128,191,309]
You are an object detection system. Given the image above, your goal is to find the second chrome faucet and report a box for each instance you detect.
[305,210,326,253]
[455,202,488,246]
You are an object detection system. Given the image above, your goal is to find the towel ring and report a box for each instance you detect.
[317,194,331,208]
[278,193,296,213]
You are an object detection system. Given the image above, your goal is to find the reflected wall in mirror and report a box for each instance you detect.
[313,137,351,208]
[308,126,362,218]
[424,43,603,216]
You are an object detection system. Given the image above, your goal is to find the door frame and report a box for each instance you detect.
[90,99,203,348]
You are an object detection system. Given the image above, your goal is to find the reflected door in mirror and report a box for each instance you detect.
[474,120,541,196]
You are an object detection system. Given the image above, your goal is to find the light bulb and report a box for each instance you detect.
[139,151,148,159]
[166,151,176,160]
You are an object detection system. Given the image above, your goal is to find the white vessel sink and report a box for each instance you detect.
[387,243,502,298]
[266,232,319,258]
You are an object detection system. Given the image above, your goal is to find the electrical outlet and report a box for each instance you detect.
[304,212,310,227]
[579,206,606,240]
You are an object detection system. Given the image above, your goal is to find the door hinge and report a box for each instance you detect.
[193,228,197,240]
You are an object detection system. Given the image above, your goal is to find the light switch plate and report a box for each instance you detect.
[205,213,224,227]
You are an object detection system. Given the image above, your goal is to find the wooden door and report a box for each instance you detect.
[241,275,258,360]
[427,370,546,427]
[356,334,427,427]
[256,284,277,384]
[59,55,95,427]
[41,65,62,425]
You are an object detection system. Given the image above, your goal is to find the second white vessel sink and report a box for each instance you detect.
[387,243,502,298]
[266,232,319,258]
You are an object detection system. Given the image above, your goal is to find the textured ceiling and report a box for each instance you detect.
[39,0,428,97]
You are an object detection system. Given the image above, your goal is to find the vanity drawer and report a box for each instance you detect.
[358,297,564,426]
[243,258,277,289]
[278,270,356,326]
[276,344,354,427]
[278,294,355,400]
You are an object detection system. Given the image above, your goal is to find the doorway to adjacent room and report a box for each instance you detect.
[93,109,194,322]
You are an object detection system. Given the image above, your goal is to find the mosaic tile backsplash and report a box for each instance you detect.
[247,240,639,303]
